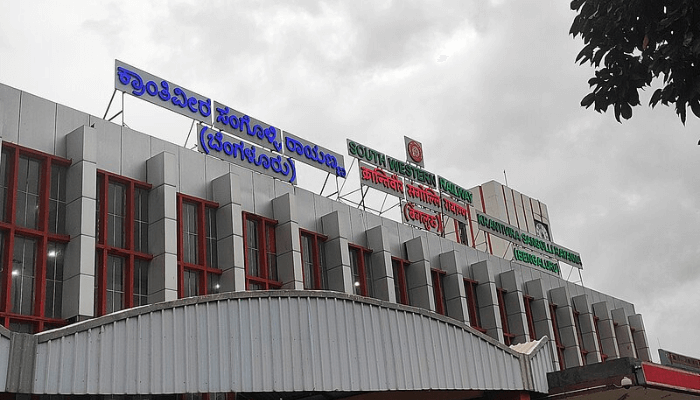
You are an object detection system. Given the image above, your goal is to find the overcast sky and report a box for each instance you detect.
[2,0,699,361]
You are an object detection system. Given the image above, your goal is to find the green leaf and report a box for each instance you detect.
[690,100,700,119]
[581,93,596,108]
[621,102,633,119]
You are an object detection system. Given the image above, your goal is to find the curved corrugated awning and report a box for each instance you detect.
[9,291,552,395]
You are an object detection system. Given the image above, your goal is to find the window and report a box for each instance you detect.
[95,171,153,315]
[349,244,373,297]
[431,269,447,315]
[0,143,70,332]
[244,213,280,290]
[497,288,516,345]
[177,194,220,297]
[573,310,589,365]
[593,316,608,362]
[457,221,469,246]
[392,257,409,305]
[523,294,537,340]
[300,230,327,290]
[550,303,566,369]
[464,278,486,333]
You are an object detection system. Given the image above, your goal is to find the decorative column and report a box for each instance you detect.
[572,294,603,364]
[549,286,584,368]
[471,260,503,342]
[404,236,434,311]
[211,173,246,292]
[366,225,395,302]
[498,270,529,344]
[591,301,620,360]
[272,192,303,289]
[612,308,637,359]
[63,126,97,321]
[438,251,469,323]
[146,151,179,302]
[629,314,651,361]
[524,279,559,370]
[321,210,353,293]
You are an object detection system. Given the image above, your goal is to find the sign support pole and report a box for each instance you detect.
[102,89,124,124]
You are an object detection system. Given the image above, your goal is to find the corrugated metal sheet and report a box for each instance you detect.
[0,327,12,390]
[511,337,554,393]
[32,291,526,395]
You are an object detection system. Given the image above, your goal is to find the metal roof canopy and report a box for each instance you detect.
[6,291,553,395]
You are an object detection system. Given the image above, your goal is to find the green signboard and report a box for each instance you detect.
[513,248,561,274]
[476,211,582,269]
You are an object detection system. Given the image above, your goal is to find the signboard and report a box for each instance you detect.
[214,101,283,152]
[115,60,211,122]
[405,182,441,212]
[513,247,561,274]
[401,201,443,235]
[347,139,437,188]
[476,211,583,268]
[404,136,424,167]
[439,176,473,205]
[285,131,346,177]
[441,196,469,224]
[114,60,351,186]
[198,125,297,185]
[659,349,700,374]
[358,162,404,198]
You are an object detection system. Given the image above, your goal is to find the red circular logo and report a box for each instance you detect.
[407,140,423,163]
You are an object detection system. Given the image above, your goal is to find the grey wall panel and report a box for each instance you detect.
[18,92,56,153]
[55,104,90,158]
[204,155,230,200]
[121,126,150,182]
[91,116,123,174]
[32,292,529,395]
[178,146,207,199]
[0,84,21,144]
[252,172,275,217]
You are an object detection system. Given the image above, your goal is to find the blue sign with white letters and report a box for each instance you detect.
[198,125,297,185]
[115,60,211,122]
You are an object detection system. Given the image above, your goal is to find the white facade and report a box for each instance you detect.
[0,82,652,398]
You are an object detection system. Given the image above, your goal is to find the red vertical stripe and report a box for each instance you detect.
[479,186,493,255]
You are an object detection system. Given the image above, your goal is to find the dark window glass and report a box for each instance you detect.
[349,245,373,297]
[133,259,149,307]
[133,187,149,253]
[207,272,220,294]
[458,221,469,245]
[301,231,327,290]
[0,149,10,222]
[177,195,220,297]
[44,242,64,319]
[266,223,277,281]
[107,182,126,248]
[48,164,67,234]
[392,258,409,305]
[15,156,41,229]
[183,269,199,297]
[206,207,217,269]
[96,172,152,316]
[11,236,37,315]
[246,218,260,278]
[182,202,198,265]
[431,269,447,315]
[0,143,71,332]
[465,278,486,333]
[106,255,125,313]
[244,213,279,290]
